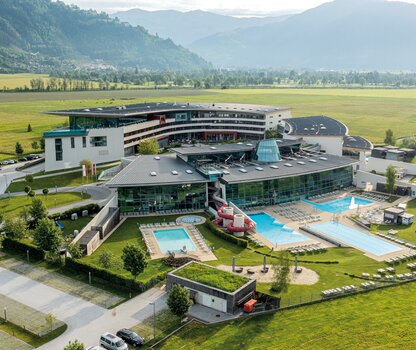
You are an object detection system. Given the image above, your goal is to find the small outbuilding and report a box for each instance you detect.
[384,207,414,225]
[167,261,256,314]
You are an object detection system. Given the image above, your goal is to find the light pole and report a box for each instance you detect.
[3,306,6,322]
[150,302,156,341]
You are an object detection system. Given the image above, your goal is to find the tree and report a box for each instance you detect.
[2,217,27,239]
[40,138,45,150]
[15,142,24,155]
[64,340,85,350]
[24,185,31,194]
[167,284,192,317]
[27,123,32,132]
[28,190,35,198]
[121,244,147,279]
[64,340,84,350]
[386,166,397,194]
[33,218,62,255]
[25,174,34,183]
[42,188,49,199]
[384,129,395,145]
[31,141,39,150]
[138,139,159,155]
[98,250,114,269]
[45,313,56,331]
[29,198,48,227]
[67,242,83,259]
[270,251,291,296]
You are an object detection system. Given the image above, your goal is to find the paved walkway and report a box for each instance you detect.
[0,267,167,350]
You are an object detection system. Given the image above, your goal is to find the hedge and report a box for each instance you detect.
[204,220,248,248]
[64,258,167,293]
[49,203,101,220]
[2,238,44,261]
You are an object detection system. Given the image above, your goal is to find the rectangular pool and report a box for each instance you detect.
[304,196,373,214]
[248,212,311,245]
[153,228,196,253]
[310,221,401,256]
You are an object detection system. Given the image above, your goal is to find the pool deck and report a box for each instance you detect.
[140,224,217,262]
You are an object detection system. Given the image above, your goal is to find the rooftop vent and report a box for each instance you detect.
[223,170,230,175]
[284,163,293,167]
[150,172,157,176]
[309,159,317,163]
[270,165,279,169]
[304,128,309,131]
[321,126,327,130]
[210,146,217,150]
[319,157,328,161]
[237,142,243,145]
[297,161,306,165]
[186,170,193,174]
[171,170,178,175]
[255,167,264,171]
[154,156,160,160]
[97,108,103,111]
[239,169,248,173]
[84,109,90,112]
[246,143,253,146]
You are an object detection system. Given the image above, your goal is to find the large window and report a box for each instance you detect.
[70,137,75,149]
[82,137,86,148]
[90,136,107,147]
[55,138,63,161]
[118,183,207,213]
[225,166,353,208]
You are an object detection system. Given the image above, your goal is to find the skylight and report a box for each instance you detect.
[284,163,293,167]
[154,156,160,160]
[171,170,178,175]
[309,159,317,163]
[186,170,193,174]
[223,170,230,175]
[239,169,248,173]
[150,172,157,176]
[255,167,264,171]
[319,157,328,161]
[297,161,306,165]
[270,165,279,169]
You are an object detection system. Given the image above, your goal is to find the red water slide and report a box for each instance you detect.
[216,204,255,232]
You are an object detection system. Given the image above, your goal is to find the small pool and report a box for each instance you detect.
[177,215,204,224]
[248,212,311,245]
[304,196,373,214]
[310,221,401,256]
[153,228,196,253]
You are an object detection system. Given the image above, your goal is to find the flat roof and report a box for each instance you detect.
[46,102,291,118]
[171,139,301,156]
[220,153,357,184]
[343,136,373,151]
[284,115,348,136]
[106,154,208,187]
[385,207,405,214]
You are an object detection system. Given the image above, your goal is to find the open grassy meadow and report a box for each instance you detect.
[1,87,416,160]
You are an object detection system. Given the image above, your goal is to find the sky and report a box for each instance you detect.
[59,0,416,16]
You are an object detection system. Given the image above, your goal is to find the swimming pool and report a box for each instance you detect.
[248,212,311,245]
[304,196,373,214]
[310,221,401,256]
[153,228,196,253]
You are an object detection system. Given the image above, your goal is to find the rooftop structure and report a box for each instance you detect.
[343,136,373,151]
[283,115,348,136]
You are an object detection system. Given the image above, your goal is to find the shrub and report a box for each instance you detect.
[98,250,115,269]
[2,238,44,261]
[25,174,34,183]
[204,220,248,248]
[167,284,192,317]
[49,203,101,220]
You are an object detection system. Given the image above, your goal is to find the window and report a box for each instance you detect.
[82,137,86,148]
[71,137,75,149]
[90,136,107,147]
[55,138,63,161]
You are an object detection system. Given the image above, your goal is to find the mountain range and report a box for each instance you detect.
[0,0,209,71]
[111,9,291,47]
[188,0,416,70]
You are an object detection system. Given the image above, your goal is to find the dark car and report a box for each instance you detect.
[116,329,144,347]
[19,157,28,162]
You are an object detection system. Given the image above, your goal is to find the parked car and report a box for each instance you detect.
[116,329,145,347]
[18,157,28,162]
[27,154,40,160]
[1,160,10,165]
[99,333,128,350]
[8,159,17,164]
[87,346,106,350]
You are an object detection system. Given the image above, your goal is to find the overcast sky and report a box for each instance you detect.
[59,0,416,16]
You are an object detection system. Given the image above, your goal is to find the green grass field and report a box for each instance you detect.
[157,282,416,350]
[0,192,90,217]
[1,87,416,160]
[0,73,50,90]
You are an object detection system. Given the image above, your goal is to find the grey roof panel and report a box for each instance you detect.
[284,115,348,136]
[343,136,373,151]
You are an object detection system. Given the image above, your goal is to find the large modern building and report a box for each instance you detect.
[43,102,292,171]
[106,138,357,214]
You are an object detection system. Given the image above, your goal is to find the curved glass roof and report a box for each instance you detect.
[255,139,281,163]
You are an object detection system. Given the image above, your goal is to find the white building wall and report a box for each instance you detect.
[45,127,125,172]
[265,109,292,130]
[366,157,416,175]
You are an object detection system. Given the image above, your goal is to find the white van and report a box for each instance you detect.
[99,333,128,350]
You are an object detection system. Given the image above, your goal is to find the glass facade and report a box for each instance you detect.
[118,183,207,214]
[225,166,353,208]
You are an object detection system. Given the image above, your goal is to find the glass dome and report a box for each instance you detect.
[255,139,281,163]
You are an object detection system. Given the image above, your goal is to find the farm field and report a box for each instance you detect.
[1,87,416,160]
[157,282,416,350]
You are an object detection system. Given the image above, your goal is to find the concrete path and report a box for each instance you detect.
[0,267,167,349]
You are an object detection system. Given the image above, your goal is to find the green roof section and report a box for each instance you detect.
[173,262,250,293]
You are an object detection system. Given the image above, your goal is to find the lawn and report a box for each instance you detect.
[157,282,416,350]
[7,164,116,192]
[0,192,90,217]
[174,263,249,292]
[377,199,416,242]
[59,216,92,238]
[1,87,416,160]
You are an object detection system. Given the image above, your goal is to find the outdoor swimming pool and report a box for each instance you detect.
[310,221,401,256]
[304,196,373,214]
[249,212,311,245]
[153,228,196,253]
